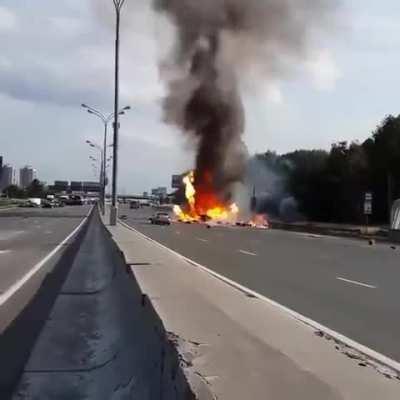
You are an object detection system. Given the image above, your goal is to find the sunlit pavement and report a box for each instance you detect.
[0,206,91,299]
[121,205,400,363]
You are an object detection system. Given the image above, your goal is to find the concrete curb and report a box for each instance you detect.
[118,219,400,376]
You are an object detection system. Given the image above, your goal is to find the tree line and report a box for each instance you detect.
[254,114,400,224]
[2,179,47,199]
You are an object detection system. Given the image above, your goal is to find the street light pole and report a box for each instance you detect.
[86,141,104,209]
[82,106,111,215]
[81,103,130,215]
[110,0,126,226]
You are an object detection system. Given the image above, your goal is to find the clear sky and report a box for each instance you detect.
[0,0,399,193]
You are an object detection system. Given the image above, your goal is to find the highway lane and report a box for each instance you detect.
[121,206,400,363]
[0,206,91,302]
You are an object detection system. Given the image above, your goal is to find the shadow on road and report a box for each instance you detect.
[0,211,92,399]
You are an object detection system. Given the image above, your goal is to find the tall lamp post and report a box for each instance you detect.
[86,140,104,209]
[110,0,127,225]
[89,156,100,180]
[81,104,130,215]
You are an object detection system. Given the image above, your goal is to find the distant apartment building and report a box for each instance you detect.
[151,187,168,198]
[19,165,37,189]
[0,164,13,190]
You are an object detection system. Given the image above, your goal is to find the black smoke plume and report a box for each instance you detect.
[153,0,337,210]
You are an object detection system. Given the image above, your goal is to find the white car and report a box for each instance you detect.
[149,212,171,225]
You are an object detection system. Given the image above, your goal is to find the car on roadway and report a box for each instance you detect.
[149,212,171,225]
[19,200,39,208]
[65,195,84,206]
[42,200,54,208]
[19,198,42,208]
[129,200,140,209]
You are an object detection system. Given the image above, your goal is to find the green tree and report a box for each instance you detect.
[284,150,329,221]
[3,185,26,199]
[364,115,400,221]
[26,179,46,198]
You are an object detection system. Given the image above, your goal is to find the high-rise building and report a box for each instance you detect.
[20,165,37,189]
[0,164,13,190]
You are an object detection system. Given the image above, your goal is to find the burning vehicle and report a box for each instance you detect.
[154,0,336,228]
[172,170,269,228]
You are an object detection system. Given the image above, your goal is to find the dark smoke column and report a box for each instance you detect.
[183,33,246,212]
[153,0,338,213]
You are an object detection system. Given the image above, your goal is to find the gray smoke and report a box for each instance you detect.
[245,156,302,221]
[153,0,337,210]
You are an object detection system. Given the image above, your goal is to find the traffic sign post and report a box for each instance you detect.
[364,192,373,231]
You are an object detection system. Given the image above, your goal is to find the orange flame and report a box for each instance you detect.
[249,214,269,228]
[174,171,239,222]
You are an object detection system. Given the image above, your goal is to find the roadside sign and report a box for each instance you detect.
[364,201,372,215]
[171,175,182,189]
[364,192,373,215]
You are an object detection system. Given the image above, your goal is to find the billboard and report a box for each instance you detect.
[171,175,183,189]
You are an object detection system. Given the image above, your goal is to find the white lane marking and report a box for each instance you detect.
[118,219,400,373]
[196,238,208,243]
[0,250,11,255]
[0,208,92,306]
[336,277,377,289]
[238,249,257,256]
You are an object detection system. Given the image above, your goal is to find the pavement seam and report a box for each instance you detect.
[117,219,400,375]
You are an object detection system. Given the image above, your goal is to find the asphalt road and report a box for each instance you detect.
[121,206,400,363]
[0,206,91,297]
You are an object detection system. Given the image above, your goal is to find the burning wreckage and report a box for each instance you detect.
[154,0,336,229]
[173,171,269,229]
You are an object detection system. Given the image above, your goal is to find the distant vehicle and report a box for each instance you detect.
[85,198,97,205]
[55,199,64,207]
[149,212,171,225]
[19,199,40,208]
[28,198,42,207]
[129,200,140,209]
[65,195,84,206]
[42,200,54,208]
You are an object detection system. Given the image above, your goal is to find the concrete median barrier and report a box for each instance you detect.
[8,211,194,400]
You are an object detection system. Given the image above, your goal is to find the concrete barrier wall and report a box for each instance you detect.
[9,213,194,400]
